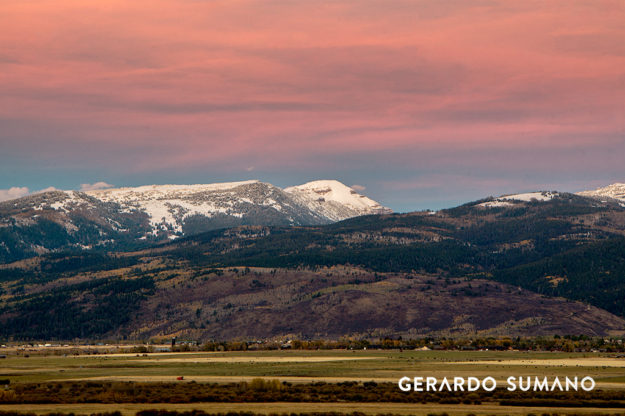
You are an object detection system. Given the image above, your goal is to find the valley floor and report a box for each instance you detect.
[2,349,625,415]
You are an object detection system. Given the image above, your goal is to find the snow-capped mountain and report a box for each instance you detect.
[284,180,392,221]
[475,185,625,210]
[0,180,390,262]
[577,183,625,204]
[82,180,389,233]
[84,180,324,234]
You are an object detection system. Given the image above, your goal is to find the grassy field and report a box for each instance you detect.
[2,349,625,385]
[2,348,625,415]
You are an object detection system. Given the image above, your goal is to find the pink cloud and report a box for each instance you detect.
[0,0,623,177]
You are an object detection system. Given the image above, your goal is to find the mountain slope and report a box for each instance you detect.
[85,180,331,234]
[152,190,625,318]
[0,180,389,263]
[1,260,623,340]
[3,186,625,340]
[0,191,152,262]
[285,180,392,221]
[129,268,625,340]
[578,183,625,204]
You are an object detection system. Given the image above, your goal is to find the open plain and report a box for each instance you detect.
[2,348,625,415]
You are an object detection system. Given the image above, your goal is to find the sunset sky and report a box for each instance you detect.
[1,0,623,211]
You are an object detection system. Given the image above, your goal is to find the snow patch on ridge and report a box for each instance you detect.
[285,180,391,222]
[501,191,558,202]
[478,191,559,209]
[477,200,516,208]
[85,180,261,233]
[578,183,625,203]
[86,180,259,202]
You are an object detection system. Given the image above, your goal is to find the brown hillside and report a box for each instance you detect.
[125,267,625,340]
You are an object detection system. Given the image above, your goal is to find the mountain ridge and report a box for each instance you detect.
[0,180,390,262]
[2,189,625,340]
[2,180,625,264]
[2,182,625,340]
[578,183,625,204]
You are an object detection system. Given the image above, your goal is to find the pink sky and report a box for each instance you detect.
[1,0,623,209]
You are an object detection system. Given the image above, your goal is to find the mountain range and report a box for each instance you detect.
[0,180,390,263]
[1,181,625,341]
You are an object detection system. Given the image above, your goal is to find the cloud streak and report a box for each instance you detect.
[0,187,30,202]
[80,182,114,191]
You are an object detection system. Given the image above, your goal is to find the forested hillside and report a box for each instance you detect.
[1,192,625,340]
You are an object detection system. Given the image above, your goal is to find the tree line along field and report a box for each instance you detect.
[2,350,625,415]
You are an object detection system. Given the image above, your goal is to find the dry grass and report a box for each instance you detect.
[3,351,625,414]
[4,350,625,390]
[53,375,400,383]
[133,356,378,363]
[447,357,625,367]
[3,402,625,416]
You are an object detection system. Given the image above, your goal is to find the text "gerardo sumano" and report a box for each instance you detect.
[398,376,595,392]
